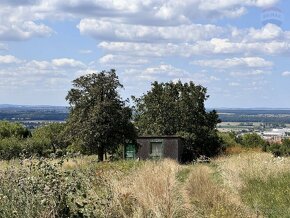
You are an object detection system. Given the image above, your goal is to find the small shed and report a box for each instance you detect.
[124,136,183,162]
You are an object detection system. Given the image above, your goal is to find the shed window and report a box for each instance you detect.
[150,142,163,158]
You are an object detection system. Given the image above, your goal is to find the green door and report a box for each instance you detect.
[125,144,136,159]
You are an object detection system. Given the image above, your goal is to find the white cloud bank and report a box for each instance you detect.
[192,57,273,69]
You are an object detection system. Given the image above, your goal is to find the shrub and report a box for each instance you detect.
[0,121,31,139]
[0,158,115,218]
[219,132,241,148]
[238,133,267,148]
[0,137,23,160]
[267,139,290,157]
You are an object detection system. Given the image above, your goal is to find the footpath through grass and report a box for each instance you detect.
[0,152,289,217]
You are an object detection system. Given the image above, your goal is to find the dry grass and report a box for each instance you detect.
[112,159,185,217]
[1,153,290,217]
[225,146,262,155]
[215,152,290,192]
[184,165,254,218]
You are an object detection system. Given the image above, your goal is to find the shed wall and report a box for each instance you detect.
[136,137,182,161]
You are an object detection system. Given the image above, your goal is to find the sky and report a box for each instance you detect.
[0,0,290,108]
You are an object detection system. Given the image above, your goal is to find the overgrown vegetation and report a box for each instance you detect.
[0,121,68,160]
[1,153,289,217]
[265,139,290,157]
[242,173,290,217]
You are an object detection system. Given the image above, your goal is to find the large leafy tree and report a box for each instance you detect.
[133,81,222,162]
[66,70,136,161]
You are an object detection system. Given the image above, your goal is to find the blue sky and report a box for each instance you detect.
[0,0,289,108]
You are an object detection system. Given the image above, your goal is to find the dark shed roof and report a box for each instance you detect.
[138,135,182,139]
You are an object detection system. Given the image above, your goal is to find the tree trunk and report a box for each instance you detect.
[98,145,104,162]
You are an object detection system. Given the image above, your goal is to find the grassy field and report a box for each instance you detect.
[0,152,289,217]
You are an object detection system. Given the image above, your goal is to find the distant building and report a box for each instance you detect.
[124,136,184,162]
[262,128,290,142]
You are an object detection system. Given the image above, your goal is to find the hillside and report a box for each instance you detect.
[0,152,289,217]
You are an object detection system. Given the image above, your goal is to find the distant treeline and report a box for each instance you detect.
[217,109,290,124]
[2,107,290,124]
[0,107,68,121]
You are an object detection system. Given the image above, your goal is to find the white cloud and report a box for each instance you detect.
[230,70,271,77]
[51,58,86,68]
[98,41,180,57]
[99,39,290,58]
[56,0,280,23]
[0,55,21,64]
[282,71,290,77]
[0,56,88,90]
[78,18,225,42]
[0,20,53,41]
[123,64,219,86]
[231,23,290,42]
[192,57,273,69]
[99,54,149,66]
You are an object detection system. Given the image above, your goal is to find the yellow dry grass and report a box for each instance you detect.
[1,152,289,217]
[112,159,185,218]
[215,152,290,192]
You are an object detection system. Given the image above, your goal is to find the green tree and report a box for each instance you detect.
[0,121,31,139]
[133,81,222,161]
[66,70,136,161]
[238,133,266,148]
[31,123,67,154]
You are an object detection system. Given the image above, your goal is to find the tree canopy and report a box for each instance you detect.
[133,81,222,161]
[0,121,31,139]
[66,69,136,161]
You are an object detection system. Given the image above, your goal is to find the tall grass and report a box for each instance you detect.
[184,165,253,217]
[1,153,289,217]
[242,173,290,217]
[215,152,290,217]
[215,153,290,191]
[112,159,186,217]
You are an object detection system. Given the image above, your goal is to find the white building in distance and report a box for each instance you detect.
[262,128,290,142]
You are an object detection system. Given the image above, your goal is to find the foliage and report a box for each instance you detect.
[0,156,142,218]
[266,139,290,157]
[133,81,222,161]
[0,158,114,217]
[0,122,69,160]
[237,133,267,148]
[66,70,136,161]
[0,121,31,139]
[218,132,265,154]
[218,131,241,148]
[0,137,23,159]
[32,123,68,153]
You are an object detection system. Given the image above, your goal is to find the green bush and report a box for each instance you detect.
[0,122,71,160]
[238,133,266,148]
[0,121,31,139]
[24,137,51,157]
[267,139,290,157]
[0,137,23,159]
[218,132,241,148]
[0,158,115,218]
